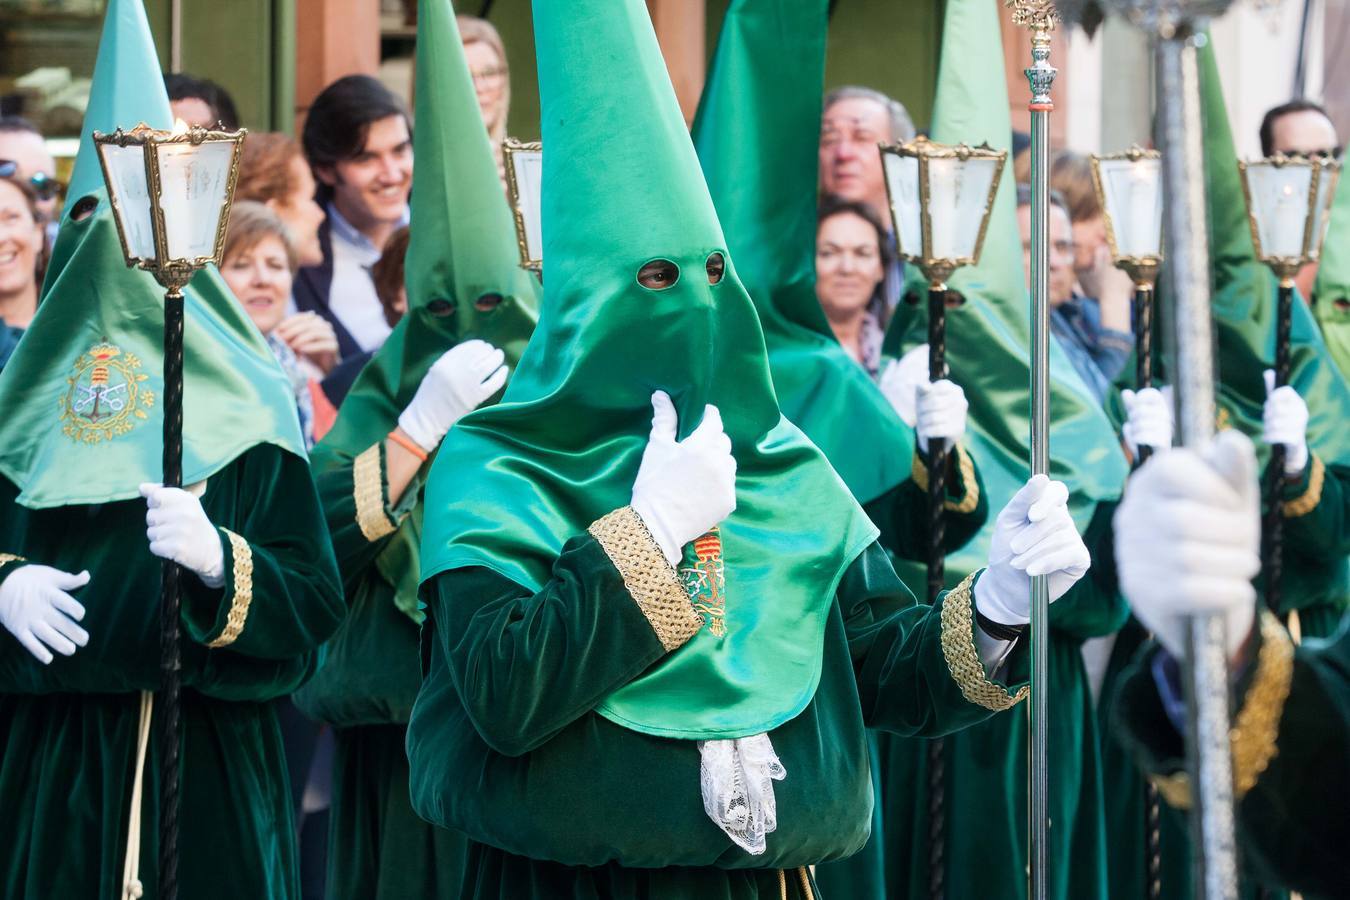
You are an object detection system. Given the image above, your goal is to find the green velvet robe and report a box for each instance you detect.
[407,524,1027,899]
[1112,614,1349,900]
[0,443,343,900]
[293,440,469,900]
[1097,452,1350,900]
[816,502,1125,900]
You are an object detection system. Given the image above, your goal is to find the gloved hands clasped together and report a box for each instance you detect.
[879,344,969,453]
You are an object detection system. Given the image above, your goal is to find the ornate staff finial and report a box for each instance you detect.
[1006,0,1060,31]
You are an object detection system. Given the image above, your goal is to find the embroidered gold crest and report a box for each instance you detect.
[60,342,155,444]
[680,528,727,637]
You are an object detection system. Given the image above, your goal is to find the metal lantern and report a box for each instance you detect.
[1239,152,1341,283]
[92,118,244,900]
[503,138,543,272]
[94,122,245,291]
[1092,146,1164,286]
[879,136,1007,286]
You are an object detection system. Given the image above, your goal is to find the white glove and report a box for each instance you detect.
[1114,429,1260,660]
[916,379,968,452]
[1262,369,1310,476]
[976,475,1091,625]
[877,344,930,427]
[140,483,226,588]
[397,340,509,452]
[1121,387,1174,458]
[0,564,90,664]
[630,391,737,566]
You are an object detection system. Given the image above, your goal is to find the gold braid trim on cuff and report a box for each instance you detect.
[354,444,398,541]
[1282,453,1324,518]
[588,506,704,652]
[1146,610,1294,811]
[1232,610,1294,798]
[0,553,25,566]
[207,530,254,649]
[939,571,1029,711]
[910,444,980,514]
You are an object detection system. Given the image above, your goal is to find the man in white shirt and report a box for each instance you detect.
[296,75,413,359]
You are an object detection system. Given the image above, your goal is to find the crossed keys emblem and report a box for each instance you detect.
[60,341,154,444]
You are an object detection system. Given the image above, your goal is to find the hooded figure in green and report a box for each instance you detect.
[291,1,539,896]
[0,1,343,897]
[1094,41,1350,900]
[817,1,1130,898]
[691,0,987,561]
[1314,162,1350,379]
[405,0,1064,896]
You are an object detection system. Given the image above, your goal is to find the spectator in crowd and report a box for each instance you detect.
[297,75,413,359]
[1017,183,1132,402]
[236,131,326,269]
[317,224,411,425]
[0,174,46,370]
[1260,99,1342,301]
[165,72,241,129]
[0,117,61,239]
[458,15,512,181]
[814,196,893,376]
[220,200,334,447]
[818,86,915,308]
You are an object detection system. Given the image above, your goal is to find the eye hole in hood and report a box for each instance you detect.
[636,258,680,291]
[705,252,725,285]
[427,298,456,317]
[474,292,504,312]
[70,195,100,222]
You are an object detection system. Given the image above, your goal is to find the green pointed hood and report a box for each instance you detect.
[66,0,171,212]
[1313,167,1350,377]
[692,0,914,504]
[420,0,877,740]
[883,0,1127,586]
[0,0,303,508]
[309,0,539,616]
[1195,40,1350,474]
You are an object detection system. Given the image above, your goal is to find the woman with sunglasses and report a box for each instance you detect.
[0,117,61,234]
[0,174,47,371]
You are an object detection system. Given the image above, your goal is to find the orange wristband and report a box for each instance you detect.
[387,429,430,462]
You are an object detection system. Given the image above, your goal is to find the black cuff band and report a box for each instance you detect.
[976,610,1027,642]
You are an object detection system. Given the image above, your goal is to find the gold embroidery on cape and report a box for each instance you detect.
[680,528,726,637]
[1232,610,1294,798]
[1142,611,1295,811]
[354,444,397,541]
[940,571,1029,711]
[589,506,703,652]
[207,530,253,648]
[1282,453,1324,518]
[60,342,155,444]
[910,444,980,514]
[0,553,24,566]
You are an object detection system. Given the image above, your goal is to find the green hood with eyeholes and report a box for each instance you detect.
[419,0,879,741]
[692,0,915,505]
[310,0,539,618]
[0,0,305,510]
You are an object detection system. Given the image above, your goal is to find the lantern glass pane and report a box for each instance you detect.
[1311,165,1340,261]
[926,156,997,261]
[1099,157,1163,260]
[155,138,236,262]
[882,152,922,260]
[509,148,543,263]
[97,142,157,261]
[1246,162,1314,260]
